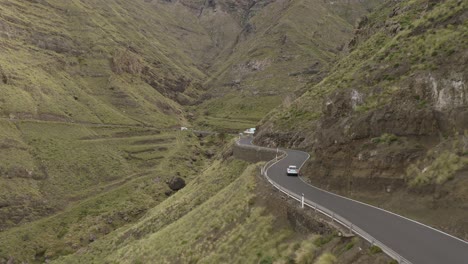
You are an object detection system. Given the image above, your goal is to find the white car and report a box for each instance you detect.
[286,165,299,176]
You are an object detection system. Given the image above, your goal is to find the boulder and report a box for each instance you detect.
[167,177,186,191]
[89,234,96,242]
[205,149,215,158]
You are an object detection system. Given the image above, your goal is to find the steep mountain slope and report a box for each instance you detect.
[0,0,212,124]
[0,0,216,233]
[256,0,468,238]
[191,0,382,131]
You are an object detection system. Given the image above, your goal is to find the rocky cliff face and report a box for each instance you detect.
[256,0,468,237]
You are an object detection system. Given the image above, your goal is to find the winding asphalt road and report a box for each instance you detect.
[239,137,468,264]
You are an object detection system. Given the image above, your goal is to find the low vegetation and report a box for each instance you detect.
[369,245,383,255]
[408,150,468,187]
[314,252,337,264]
[371,133,399,145]
[344,239,356,251]
[314,234,335,248]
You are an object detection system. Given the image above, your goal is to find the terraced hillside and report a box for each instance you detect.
[256,0,468,239]
[0,126,217,261]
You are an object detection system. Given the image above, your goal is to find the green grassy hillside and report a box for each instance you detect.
[51,157,390,264]
[0,0,218,233]
[0,0,213,125]
[0,129,215,261]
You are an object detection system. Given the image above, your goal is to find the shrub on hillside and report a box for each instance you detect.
[371,133,398,145]
[408,150,468,187]
[314,252,336,264]
[369,245,383,255]
[111,49,144,75]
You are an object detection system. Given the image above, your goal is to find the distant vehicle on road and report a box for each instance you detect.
[286,165,299,176]
[243,128,256,135]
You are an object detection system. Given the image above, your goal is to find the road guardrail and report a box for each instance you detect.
[236,138,411,264]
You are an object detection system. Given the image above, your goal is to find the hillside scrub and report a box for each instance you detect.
[111,49,144,75]
[314,252,337,264]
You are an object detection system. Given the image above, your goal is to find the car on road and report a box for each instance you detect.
[286,165,299,176]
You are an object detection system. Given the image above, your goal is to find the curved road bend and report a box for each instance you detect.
[238,137,468,264]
